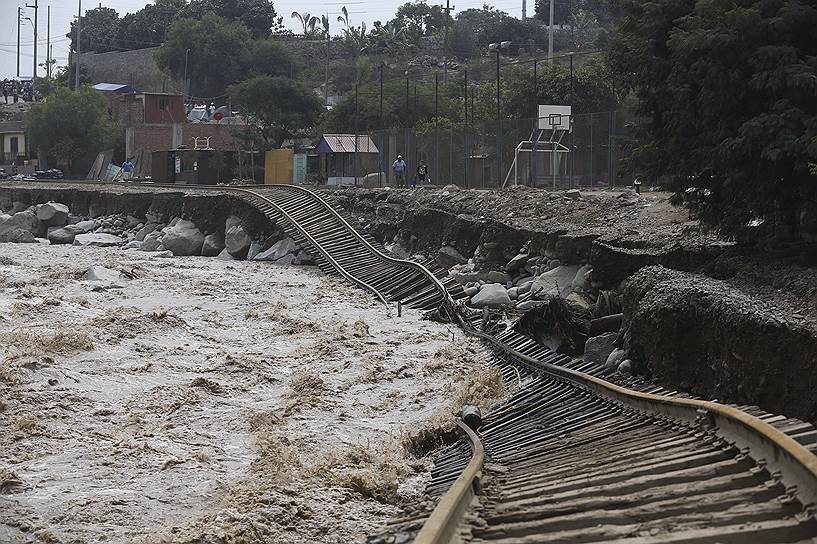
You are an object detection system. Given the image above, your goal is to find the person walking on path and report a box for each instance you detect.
[122,159,135,181]
[414,160,428,188]
[392,155,407,188]
[633,176,642,195]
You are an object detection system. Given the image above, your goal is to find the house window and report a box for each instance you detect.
[10,137,18,155]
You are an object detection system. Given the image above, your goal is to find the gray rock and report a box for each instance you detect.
[437,245,468,268]
[565,292,591,311]
[464,285,480,297]
[565,189,582,199]
[274,253,296,266]
[126,215,141,228]
[384,242,410,259]
[0,213,11,226]
[225,221,252,259]
[292,250,315,265]
[247,240,262,261]
[530,265,579,300]
[47,225,84,245]
[517,279,534,295]
[202,232,226,257]
[134,223,159,241]
[140,231,163,252]
[547,259,561,270]
[506,253,529,272]
[162,219,205,256]
[471,283,512,308]
[452,271,482,284]
[0,227,37,243]
[123,240,143,249]
[486,270,511,284]
[216,248,235,260]
[516,300,548,312]
[618,359,633,375]
[74,220,99,233]
[605,348,627,370]
[254,237,298,262]
[153,250,174,258]
[2,210,39,235]
[583,332,618,366]
[36,202,70,227]
[507,287,519,300]
[84,266,122,282]
[73,233,125,247]
[572,264,593,292]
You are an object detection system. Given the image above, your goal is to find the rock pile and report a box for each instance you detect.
[0,201,315,267]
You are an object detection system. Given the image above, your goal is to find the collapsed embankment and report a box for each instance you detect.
[2,183,817,423]
[324,186,817,423]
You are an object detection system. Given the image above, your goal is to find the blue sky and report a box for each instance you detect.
[0,0,528,79]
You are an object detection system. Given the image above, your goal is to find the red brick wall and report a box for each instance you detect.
[127,123,245,158]
[181,123,242,151]
[128,125,175,157]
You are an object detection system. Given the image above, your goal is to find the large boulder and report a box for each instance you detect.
[471,283,512,308]
[162,219,205,256]
[140,231,164,252]
[47,225,85,245]
[530,265,578,300]
[254,238,298,262]
[506,253,530,273]
[437,245,468,268]
[73,233,125,247]
[84,266,122,282]
[2,210,39,235]
[225,216,252,259]
[0,228,37,243]
[583,332,618,366]
[292,250,315,265]
[202,232,225,257]
[36,202,69,227]
[134,223,160,241]
[73,220,99,233]
[247,240,262,261]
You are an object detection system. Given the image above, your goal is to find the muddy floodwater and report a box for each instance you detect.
[0,244,502,543]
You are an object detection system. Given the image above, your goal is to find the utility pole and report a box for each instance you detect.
[441,0,454,84]
[548,0,554,62]
[46,5,50,78]
[464,69,468,188]
[379,64,384,126]
[26,0,39,78]
[522,0,527,19]
[75,0,82,89]
[17,7,22,77]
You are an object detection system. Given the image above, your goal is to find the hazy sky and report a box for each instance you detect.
[0,0,528,80]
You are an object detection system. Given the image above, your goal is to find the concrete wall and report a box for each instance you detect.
[78,48,184,94]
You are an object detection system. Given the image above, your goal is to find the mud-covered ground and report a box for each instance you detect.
[0,243,503,543]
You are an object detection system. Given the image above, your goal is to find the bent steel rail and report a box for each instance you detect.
[413,421,484,544]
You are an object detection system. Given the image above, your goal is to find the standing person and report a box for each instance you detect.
[392,155,407,188]
[633,176,642,195]
[414,160,428,188]
[12,80,19,103]
[121,158,135,181]
[2,80,8,104]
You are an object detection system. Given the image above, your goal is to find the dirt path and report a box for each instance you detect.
[0,244,502,543]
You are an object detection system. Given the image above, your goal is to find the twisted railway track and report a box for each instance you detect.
[13,181,817,542]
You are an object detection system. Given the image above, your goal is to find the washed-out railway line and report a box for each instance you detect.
[13,181,817,542]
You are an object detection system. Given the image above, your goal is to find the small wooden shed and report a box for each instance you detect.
[316,134,379,185]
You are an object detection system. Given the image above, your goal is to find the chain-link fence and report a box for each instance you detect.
[340,110,630,189]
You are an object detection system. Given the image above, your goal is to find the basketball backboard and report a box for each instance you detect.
[538,105,572,132]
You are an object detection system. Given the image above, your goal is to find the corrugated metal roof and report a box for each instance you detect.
[317,134,378,154]
[92,83,139,93]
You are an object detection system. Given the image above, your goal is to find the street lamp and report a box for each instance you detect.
[488,41,511,186]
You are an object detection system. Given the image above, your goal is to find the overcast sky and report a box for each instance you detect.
[0,0,528,80]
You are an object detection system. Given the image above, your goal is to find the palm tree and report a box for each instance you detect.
[291,11,319,36]
[337,6,351,29]
[376,22,408,56]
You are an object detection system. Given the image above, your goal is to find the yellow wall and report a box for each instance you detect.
[264,149,293,184]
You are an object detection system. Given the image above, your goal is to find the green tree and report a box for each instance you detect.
[248,39,298,78]
[291,11,320,37]
[117,0,187,50]
[455,6,551,50]
[156,15,254,99]
[67,7,121,53]
[610,0,817,237]
[228,76,323,148]
[27,88,121,175]
[181,0,278,38]
[392,1,451,42]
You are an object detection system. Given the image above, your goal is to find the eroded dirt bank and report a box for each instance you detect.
[0,243,501,543]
